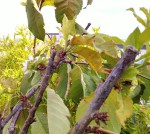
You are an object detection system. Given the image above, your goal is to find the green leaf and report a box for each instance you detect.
[138,66,150,101]
[54,0,83,23]
[81,72,96,96]
[20,71,41,94]
[75,23,88,35]
[76,90,122,133]
[26,0,45,40]
[94,40,118,58]
[120,66,138,81]
[116,93,133,127]
[127,8,146,27]
[31,112,49,134]
[139,27,150,44]
[62,15,76,43]
[47,89,70,134]
[68,66,83,103]
[56,64,68,98]
[125,27,142,50]
[73,46,102,71]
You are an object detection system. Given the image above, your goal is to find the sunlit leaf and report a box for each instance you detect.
[120,66,138,81]
[76,90,122,133]
[139,27,150,44]
[125,27,142,50]
[73,46,102,71]
[70,35,95,46]
[26,0,45,40]
[127,8,146,27]
[54,0,83,23]
[47,89,70,134]
[31,112,49,134]
[62,15,76,43]
[116,93,133,127]
[42,0,54,7]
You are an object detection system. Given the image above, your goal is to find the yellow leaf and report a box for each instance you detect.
[70,35,95,46]
[116,93,133,127]
[42,0,54,7]
[73,46,102,71]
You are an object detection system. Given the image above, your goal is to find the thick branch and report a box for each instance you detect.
[19,49,56,134]
[71,46,138,134]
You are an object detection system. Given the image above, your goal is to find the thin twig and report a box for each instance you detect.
[19,48,57,134]
[71,46,138,134]
[8,107,22,134]
[137,74,150,81]
[85,23,91,31]
[0,85,40,130]
[64,60,89,65]
[39,0,45,10]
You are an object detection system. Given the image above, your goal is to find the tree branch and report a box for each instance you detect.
[0,84,40,131]
[8,107,22,134]
[19,48,57,134]
[70,46,138,134]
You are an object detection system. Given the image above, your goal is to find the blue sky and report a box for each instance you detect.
[0,0,150,39]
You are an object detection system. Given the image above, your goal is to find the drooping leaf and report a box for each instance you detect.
[73,46,102,71]
[140,7,150,25]
[31,112,49,134]
[116,93,133,127]
[81,72,96,96]
[127,8,146,27]
[54,0,83,23]
[42,0,54,7]
[76,90,122,133]
[75,23,87,35]
[26,0,45,40]
[62,15,76,43]
[68,66,83,103]
[56,64,68,98]
[47,89,70,134]
[125,27,142,50]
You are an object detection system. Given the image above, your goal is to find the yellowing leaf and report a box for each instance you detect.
[62,15,76,43]
[70,35,95,46]
[73,46,102,71]
[76,89,122,133]
[116,93,133,127]
[42,0,54,6]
